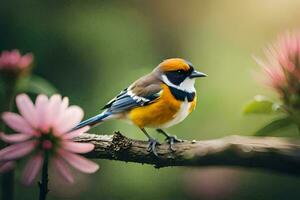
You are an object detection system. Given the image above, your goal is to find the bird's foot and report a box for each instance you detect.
[156,129,182,152]
[147,138,161,157]
[165,135,182,152]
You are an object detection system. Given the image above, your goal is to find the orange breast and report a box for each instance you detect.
[128,84,196,128]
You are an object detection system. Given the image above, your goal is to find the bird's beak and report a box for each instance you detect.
[189,70,207,78]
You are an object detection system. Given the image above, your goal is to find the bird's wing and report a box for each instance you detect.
[102,74,162,114]
[102,88,127,110]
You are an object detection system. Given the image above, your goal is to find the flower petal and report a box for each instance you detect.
[2,112,37,135]
[16,94,38,129]
[21,153,43,185]
[52,97,69,127]
[47,94,62,127]
[54,106,84,134]
[0,140,36,161]
[59,150,99,173]
[61,97,69,111]
[62,126,90,139]
[0,132,32,143]
[52,157,74,183]
[0,161,15,173]
[18,53,33,69]
[35,94,49,132]
[62,142,94,154]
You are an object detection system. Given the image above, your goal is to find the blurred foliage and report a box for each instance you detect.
[243,95,280,115]
[17,75,58,96]
[243,95,298,136]
[253,117,293,136]
[2,0,300,200]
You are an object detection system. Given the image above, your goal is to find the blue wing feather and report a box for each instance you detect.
[105,88,160,114]
[109,95,140,113]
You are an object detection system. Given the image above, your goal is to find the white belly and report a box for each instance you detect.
[159,100,191,128]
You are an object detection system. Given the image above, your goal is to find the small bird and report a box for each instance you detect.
[74,58,207,156]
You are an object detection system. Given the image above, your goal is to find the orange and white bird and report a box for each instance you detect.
[74,58,207,156]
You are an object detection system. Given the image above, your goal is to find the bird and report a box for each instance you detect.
[74,58,207,156]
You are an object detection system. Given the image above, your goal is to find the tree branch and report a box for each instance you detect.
[75,132,300,176]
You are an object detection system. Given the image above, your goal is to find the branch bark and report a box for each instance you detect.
[75,132,300,176]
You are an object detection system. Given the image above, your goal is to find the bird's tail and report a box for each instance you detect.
[73,111,111,130]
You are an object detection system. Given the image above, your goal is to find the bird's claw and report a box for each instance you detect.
[165,135,182,152]
[147,138,161,157]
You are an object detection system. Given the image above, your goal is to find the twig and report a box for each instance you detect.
[75,132,300,176]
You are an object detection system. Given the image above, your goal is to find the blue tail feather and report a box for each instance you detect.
[73,112,111,130]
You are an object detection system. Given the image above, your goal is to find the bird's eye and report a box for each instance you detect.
[176,70,184,74]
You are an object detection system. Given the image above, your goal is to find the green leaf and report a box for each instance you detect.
[18,75,58,96]
[255,117,294,136]
[243,95,280,115]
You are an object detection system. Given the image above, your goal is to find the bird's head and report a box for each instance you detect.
[155,58,207,92]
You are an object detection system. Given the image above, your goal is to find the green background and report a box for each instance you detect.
[1,0,300,199]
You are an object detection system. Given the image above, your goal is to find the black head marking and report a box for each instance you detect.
[165,60,195,85]
[169,86,195,102]
[165,70,187,85]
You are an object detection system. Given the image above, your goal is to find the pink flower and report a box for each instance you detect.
[0,49,33,72]
[0,94,99,185]
[256,32,300,100]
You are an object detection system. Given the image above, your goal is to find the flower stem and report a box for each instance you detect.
[39,152,49,200]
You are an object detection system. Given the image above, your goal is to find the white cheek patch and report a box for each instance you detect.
[162,75,196,93]
[179,78,196,92]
